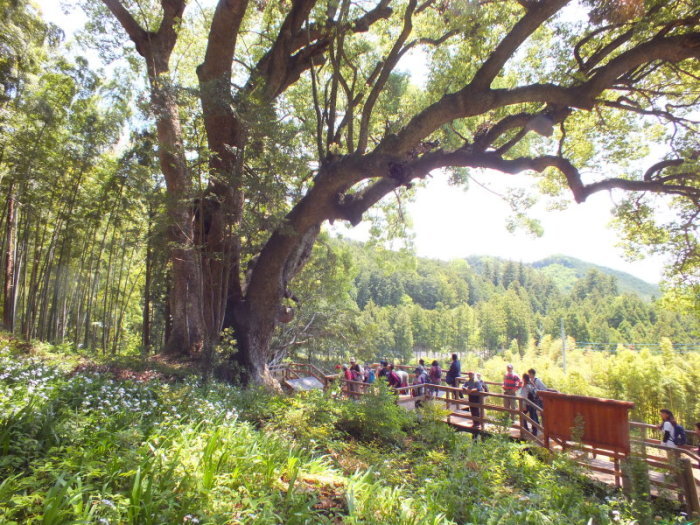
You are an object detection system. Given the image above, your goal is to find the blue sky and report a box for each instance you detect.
[38,0,667,284]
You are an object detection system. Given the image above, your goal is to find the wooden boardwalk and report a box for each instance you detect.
[444,409,697,490]
[272,362,700,517]
[372,374,700,516]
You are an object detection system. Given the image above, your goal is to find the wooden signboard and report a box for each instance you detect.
[538,391,634,455]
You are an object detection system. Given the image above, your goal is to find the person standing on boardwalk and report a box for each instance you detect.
[364,363,375,384]
[349,358,363,381]
[658,409,678,449]
[527,368,552,392]
[412,366,429,407]
[396,367,409,388]
[428,360,442,397]
[503,364,521,421]
[446,354,463,400]
[520,373,541,436]
[386,364,402,389]
[462,371,484,429]
[377,360,389,379]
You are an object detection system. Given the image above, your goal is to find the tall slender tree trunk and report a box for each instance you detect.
[3,184,16,331]
[142,209,153,354]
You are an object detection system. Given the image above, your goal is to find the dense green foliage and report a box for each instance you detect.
[278,240,699,369]
[0,339,692,524]
[0,0,164,354]
[454,338,700,426]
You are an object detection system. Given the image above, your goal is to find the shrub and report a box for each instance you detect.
[336,382,416,445]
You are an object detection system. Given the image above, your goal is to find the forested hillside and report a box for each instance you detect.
[275,238,700,365]
[530,255,659,299]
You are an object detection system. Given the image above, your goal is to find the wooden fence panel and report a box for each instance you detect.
[539,391,634,454]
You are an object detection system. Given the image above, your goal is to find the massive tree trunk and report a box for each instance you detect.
[153,79,206,356]
[230,223,321,385]
[103,0,205,357]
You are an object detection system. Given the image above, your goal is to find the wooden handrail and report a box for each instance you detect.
[335,363,698,505]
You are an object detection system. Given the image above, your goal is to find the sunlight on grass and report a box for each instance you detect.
[0,344,692,524]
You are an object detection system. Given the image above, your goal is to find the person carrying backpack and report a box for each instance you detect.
[412,367,429,407]
[520,373,541,436]
[386,364,402,390]
[349,358,363,381]
[365,364,375,384]
[658,409,687,448]
[377,360,389,379]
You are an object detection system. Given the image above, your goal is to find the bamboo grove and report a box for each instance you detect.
[0,1,167,354]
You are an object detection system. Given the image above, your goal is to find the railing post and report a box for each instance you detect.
[518,398,525,440]
[679,457,700,518]
[620,457,632,496]
[477,392,484,430]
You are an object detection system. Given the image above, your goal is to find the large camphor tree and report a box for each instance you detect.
[84,0,698,385]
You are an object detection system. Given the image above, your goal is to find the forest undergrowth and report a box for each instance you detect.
[0,335,694,525]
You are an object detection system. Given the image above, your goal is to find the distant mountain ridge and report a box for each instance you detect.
[531,255,659,300]
[465,254,659,300]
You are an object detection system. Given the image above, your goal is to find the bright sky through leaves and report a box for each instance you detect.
[39,0,666,284]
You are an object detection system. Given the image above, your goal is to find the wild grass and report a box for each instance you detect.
[0,342,693,524]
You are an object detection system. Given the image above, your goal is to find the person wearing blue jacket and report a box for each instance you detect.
[445,353,463,399]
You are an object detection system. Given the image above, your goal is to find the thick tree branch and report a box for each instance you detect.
[102,0,148,52]
[386,31,700,154]
[356,0,418,153]
[102,0,185,75]
[245,0,391,101]
[332,177,401,225]
[408,150,700,204]
[470,0,569,89]
[198,0,249,83]
[157,0,186,53]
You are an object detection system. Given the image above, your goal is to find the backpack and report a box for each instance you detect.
[673,423,687,446]
[368,370,376,383]
[388,371,400,387]
[527,386,543,408]
[430,366,441,381]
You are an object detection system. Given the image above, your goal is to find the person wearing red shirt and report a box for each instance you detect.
[502,364,521,421]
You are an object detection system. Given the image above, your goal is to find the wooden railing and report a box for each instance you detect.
[335,368,700,517]
[338,375,545,445]
[269,362,336,388]
[628,421,700,515]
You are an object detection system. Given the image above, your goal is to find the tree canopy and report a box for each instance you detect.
[1,0,698,384]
